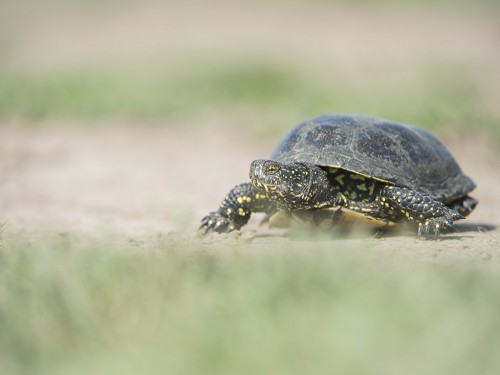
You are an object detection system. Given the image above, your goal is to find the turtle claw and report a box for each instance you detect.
[418,217,458,240]
[198,212,237,235]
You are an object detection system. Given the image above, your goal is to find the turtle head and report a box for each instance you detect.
[249,159,335,210]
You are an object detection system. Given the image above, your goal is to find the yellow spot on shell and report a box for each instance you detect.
[226,208,232,214]
[351,174,366,181]
[357,183,367,191]
[335,174,345,185]
[237,197,243,204]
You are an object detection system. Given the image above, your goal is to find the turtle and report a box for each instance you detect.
[199,115,478,239]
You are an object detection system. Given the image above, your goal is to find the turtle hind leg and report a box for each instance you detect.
[378,185,464,239]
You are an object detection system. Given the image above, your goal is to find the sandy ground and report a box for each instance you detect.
[0,123,498,265]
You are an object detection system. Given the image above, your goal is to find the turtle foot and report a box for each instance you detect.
[417,216,460,240]
[198,211,238,235]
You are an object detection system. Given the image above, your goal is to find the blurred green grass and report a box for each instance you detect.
[1,61,497,140]
[1,235,499,375]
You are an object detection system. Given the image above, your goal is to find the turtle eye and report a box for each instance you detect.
[264,162,280,175]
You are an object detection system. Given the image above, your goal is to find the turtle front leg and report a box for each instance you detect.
[378,185,464,239]
[199,182,273,235]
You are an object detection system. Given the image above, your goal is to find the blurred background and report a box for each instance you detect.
[1,0,499,134]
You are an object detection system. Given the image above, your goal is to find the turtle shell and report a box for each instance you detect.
[270,115,475,204]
